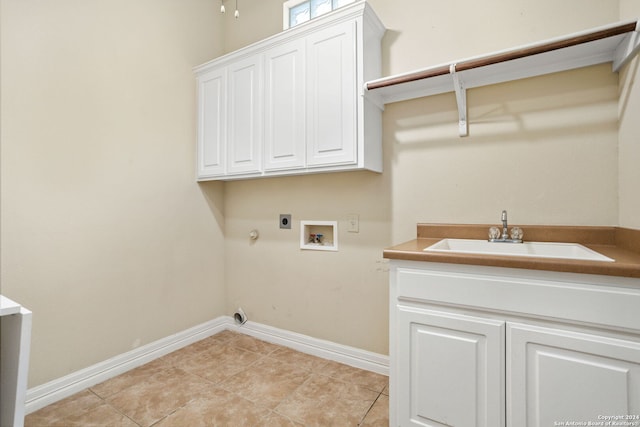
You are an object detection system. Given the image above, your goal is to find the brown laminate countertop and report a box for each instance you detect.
[384,224,640,278]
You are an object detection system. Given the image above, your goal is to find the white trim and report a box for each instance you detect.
[25,317,230,414]
[232,320,389,375]
[25,316,389,414]
[283,0,357,30]
[1,306,32,427]
[1,294,22,316]
[300,220,339,251]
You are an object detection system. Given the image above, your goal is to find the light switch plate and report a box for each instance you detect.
[347,214,359,233]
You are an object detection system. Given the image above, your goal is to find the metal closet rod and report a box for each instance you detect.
[366,20,638,91]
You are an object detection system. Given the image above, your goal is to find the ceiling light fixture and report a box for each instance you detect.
[220,0,240,18]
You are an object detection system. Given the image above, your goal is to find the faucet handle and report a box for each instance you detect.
[488,226,501,240]
[510,227,524,240]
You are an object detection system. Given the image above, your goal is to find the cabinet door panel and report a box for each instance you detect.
[508,323,640,427]
[398,306,505,427]
[264,40,306,171]
[306,20,356,167]
[197,68,226,177]
[227,56,263,175]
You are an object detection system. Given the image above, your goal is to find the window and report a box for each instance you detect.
[283,0,355,29]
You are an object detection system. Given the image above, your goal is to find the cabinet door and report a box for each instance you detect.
[397,306,505,427]
[264,40,306,171]
[227,55,263,175]
[508,323,640,426]
[306,20,356,167]
[197,68,226,178]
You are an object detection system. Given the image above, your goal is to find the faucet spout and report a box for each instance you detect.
[501,210,508,239]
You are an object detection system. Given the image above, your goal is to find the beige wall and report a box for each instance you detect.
[619,1,640,229]
[387,65,620,242]
[222,0,284,53]
[370,0,620,243]
[371,0,621,76]
[0,0,226,387]
[223,0,621,355]
[225,171,391,354]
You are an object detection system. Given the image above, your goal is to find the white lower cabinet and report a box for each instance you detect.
[397,307,505,427]
[390,261,640,427]
[508,323,640,426]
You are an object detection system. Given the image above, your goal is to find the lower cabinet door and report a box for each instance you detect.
[507,323,640,427]
[397,306,506,427]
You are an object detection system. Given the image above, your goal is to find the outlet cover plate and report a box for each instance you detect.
[280,214,292,229]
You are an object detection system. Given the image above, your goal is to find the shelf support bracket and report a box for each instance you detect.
[612,22,640,72]
[450,64,468,137]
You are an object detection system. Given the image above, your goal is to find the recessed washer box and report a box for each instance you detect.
[300,221,338,251]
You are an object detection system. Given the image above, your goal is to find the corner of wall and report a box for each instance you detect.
[618,2,640,229]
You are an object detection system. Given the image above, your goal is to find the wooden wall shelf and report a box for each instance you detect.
[365,19,640,136]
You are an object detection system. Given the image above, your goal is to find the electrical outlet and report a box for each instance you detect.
[347,213,359,233]
[279,214,292,229]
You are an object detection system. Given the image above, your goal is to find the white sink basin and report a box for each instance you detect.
[424,239,614,262]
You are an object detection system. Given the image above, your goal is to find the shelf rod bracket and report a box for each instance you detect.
[612,21,640,72]
[450,64,468,137]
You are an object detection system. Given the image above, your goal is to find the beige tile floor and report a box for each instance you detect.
[25,330,389,426]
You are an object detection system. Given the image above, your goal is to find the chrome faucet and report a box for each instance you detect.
[501,210,509,240]
[489,210,523,243]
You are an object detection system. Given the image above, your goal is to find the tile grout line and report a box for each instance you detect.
[271,374,315,426]
[92,360,221,427]
[189,337,312,425]
[358,390,385,427]
[87,388,144,427]
[227,341,314,425]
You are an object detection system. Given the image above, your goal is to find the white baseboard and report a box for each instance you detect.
[25,317,229,414]
[231,320,389,376]
[25,316,389,414]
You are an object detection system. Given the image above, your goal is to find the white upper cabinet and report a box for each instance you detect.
[196,68,226,178]
[194,1,385,181]
[264,39,306,171]
[306,20,356,167]
[227,55,263,176]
